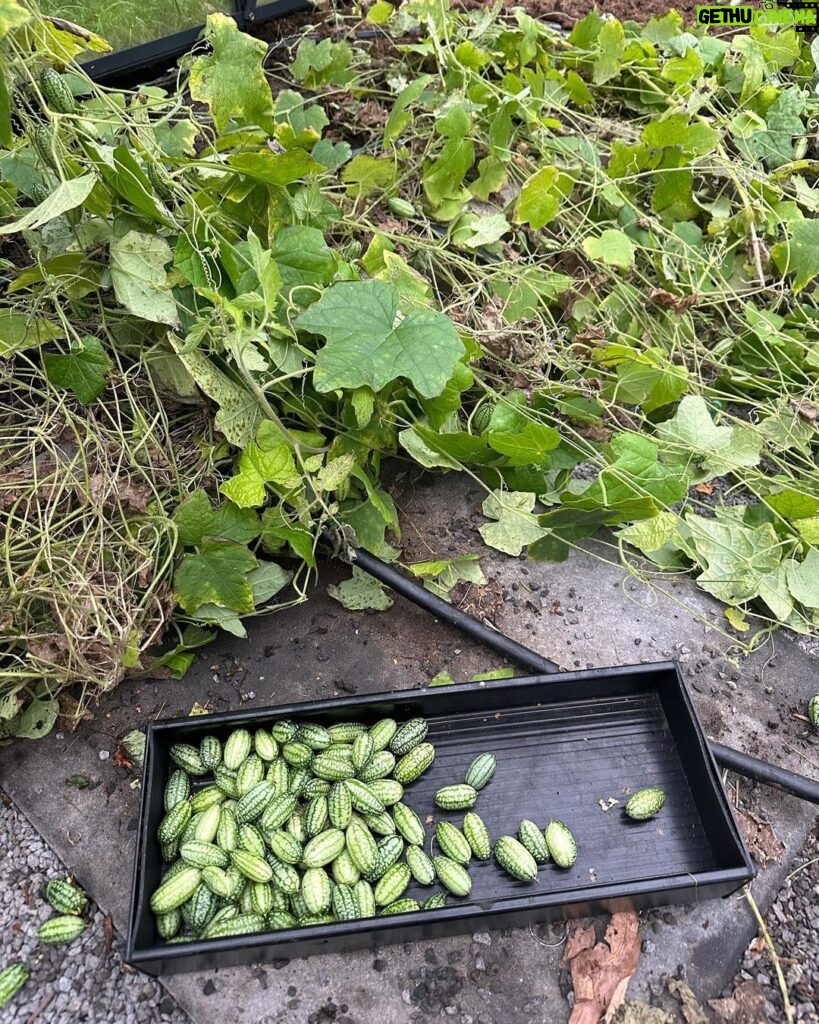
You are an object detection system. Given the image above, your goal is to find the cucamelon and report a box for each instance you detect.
[624,787,666,821]
[494,836,538,882]
[434,784,477,810]
[545,820,577,869]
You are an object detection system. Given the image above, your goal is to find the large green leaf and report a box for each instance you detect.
[189,14,274,133]
[110,230,178,326]
[0,174,96,235]
[582,229,636,269]
[174,492,262,547]
[771,219,819,293]
[683,513,784,606]
[228,150,322,187]
[655,395,761,479]
[785,548,819,608]
[514,167,562,229]
[271,226,337,299]
[220,442,299,508]
[174,540,257,614]
[479,490,548,556]
[296,279,464,398]
[328,566,393,610]
[0,0,29,39]
[42,335,112,403]
[0,311,63,356]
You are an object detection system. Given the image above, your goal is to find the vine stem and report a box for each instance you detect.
[743,885,794,1024]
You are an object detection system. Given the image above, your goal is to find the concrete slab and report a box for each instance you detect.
[2,474,817,1024]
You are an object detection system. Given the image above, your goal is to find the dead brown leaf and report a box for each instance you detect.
[709,980,769,1024]
[735,808,784,867]
[564,920,596,961]
[612,1004,674,1024]
[792,399,818,424]
[57,692,94,733]
[668,979,708,1024]
[694,482,714,495]
[564,911,641,1024]
[649,289,700,313]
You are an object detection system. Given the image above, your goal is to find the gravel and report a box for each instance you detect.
[732,822,819,1023]
[0,791,191,1024]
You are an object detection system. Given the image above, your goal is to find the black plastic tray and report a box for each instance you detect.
[126,661,755,975]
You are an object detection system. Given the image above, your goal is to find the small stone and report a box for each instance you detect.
[202,980,217,996]
[98,750,110,760]
[472,932,491,946]
[401,989,412,1005]
[474,957,485,972]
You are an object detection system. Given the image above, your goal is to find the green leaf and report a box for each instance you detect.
[407,554,485,598]
[617,510,680,554]
[479,490,547,556]
[110,230,178,326]
[0,311,63,357]
[174,492,262,547]
[582,229,636,269]
[794,518,819,544]
[764,489,819,521]
[470,667,515,681]
[169,337,262,448]
[174,540,257,614]
[271,226,336,300]
[328,566,393,610]
[785,549,819,608]
[291,38,353,89]
[661,47,703,85]
[189,14,274,133]
[228,149,322,187]
[655,396,761,479]
[154,120,198,158]
[0,174,96,235]
[15,698,58,740]
[220,442,299,508]
[312,138,352,172]
[0,0,29,39]
[384,76,432,146]
[0,68,12,149]
[455,213,510,249]
[593,19,625,84]
[43,335,112,404]
[341,155,398,197]
[247,561,291,604]
[260,508,316,566]
[424,107,475,207]
[771,219,819,292]
[296,279,464,398]
[488,421,560,466]
[683,513,783,605]
[429,670,455,686]
[514,167,562,229]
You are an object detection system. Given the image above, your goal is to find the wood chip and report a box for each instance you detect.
[104,913,113,955]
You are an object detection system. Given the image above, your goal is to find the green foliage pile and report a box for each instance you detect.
[1,0,818,736]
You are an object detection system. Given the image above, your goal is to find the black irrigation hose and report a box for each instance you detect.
[321,530,819,806]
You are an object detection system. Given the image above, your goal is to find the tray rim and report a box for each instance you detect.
[126,659,756,967]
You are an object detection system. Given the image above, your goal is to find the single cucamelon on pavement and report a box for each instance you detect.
[46,879,87,916]
[624,787,666,821]
[0,964,29,1008]
[38,915,86,944]
[807,694,819,728]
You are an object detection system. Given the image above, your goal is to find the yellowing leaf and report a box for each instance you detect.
[328,566,393,610]
[582,229,636,269]
[0,311,63,357]
[479,490,547,556]
[220,442,299,508]
[110,230,178,326]
[515,167,562,229]
[0,0,29,40]
[189,14,274,134]
[174,541,257,614]
[725,607,750,632]
[0,174,96,235]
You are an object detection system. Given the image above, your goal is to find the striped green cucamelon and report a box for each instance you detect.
[305,795,329,836]
[374,863,411,906]
[230,850,273,883]
[254,729,278,762]
[160,839,179,863]
[180,812,202,847]
[465,753,496,791]
[393,802,425,846]
[389,718,428,756]
[332,849,361,886]
[463,812,491,860]
[432,856,472,897]
[266,758,290,793]
[251,882,275,917]
[358,751,396,782]
[158,801,192,845]
[239,883,255,915]
[237,824,266,857]
[268,830,303,865]
[269,857,300,894]
[282,740,313,768]
[214,766,239,799]
[289,893,309,919]
[199,735,222,770]
[312,752,356,781]
[187,884,217,932]
[0,963,28,1008]
[151,866,202,913]
[164,770,190,811]
[155,908,181,939]
[191,785,225,814]
[435,821,471,865]
[423,891,448,909]
[235,781,276,824]
[32,124,60,171]
[223,729,252,770]
[332,883,358,921]
[288,767,311,799]
[170,744,207,776]
[518,820,550,864]
[217,807,238,852]
[45,879,87,916]
[346,779,385,815]
[368,835,404,881]
[393,742,435,784]
[545,820,577,868]
[202,913,265,940]
[39,915,86,944]
[406,845,435,885]
[268,911,297,930]
[329,782,353,829]
[194,803,222,844]
[298,723,331,750]
[434,785,477,810]
[624,787,666,821]
[362,810,396,836]
[271,720,298,744]
[302,828,346,868]
[300,914,335,926]
[353,879,376,919]
[386,196,416,218]
[369,718,397,751]
[352,733,374,771]
[346,820,378,875]
[236,755,264,796]
[367,778,403,806]
[302,868,333,914]
[495,836,538,882]
[302,778,331,799]
[201,866,234,899]
[327,721,366,743]
[39,67,76,114]
[180,841,228,869]
[382,897,420,915]
[270,888,289,913]
[808,694,819,728]
[260,793,297,832]
[287,807,306,843]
